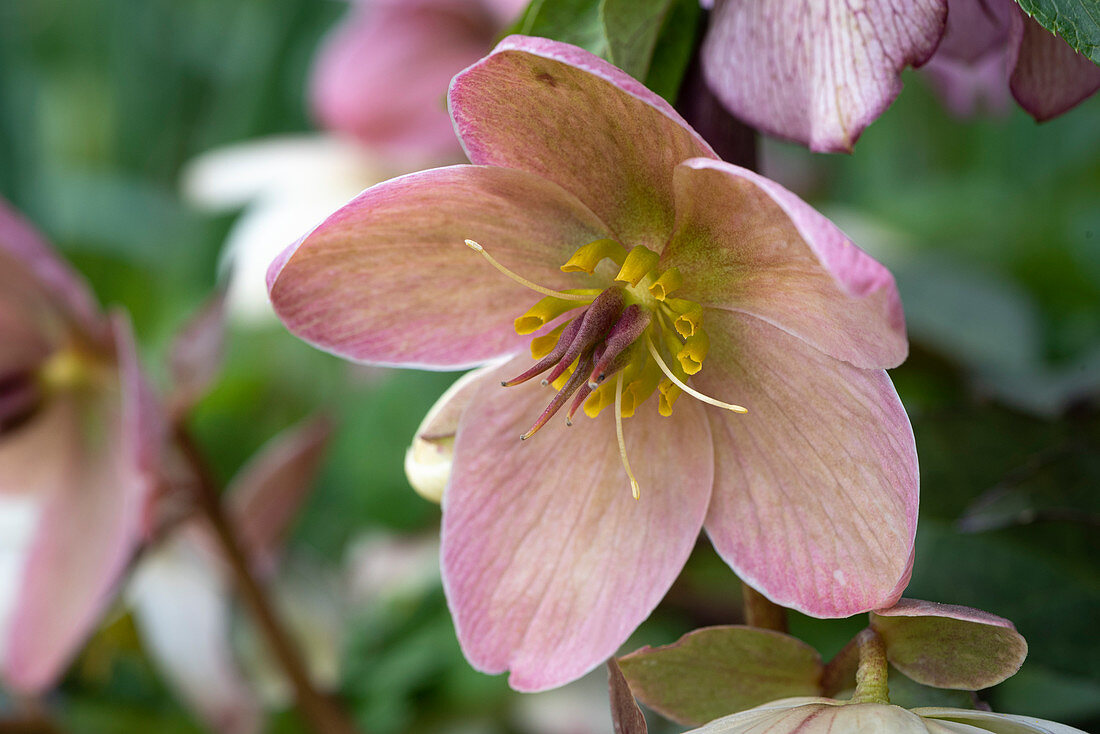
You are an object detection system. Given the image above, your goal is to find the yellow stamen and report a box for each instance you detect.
[676,330,710,375]
[583,381,615,418]
[648,267,683,301]
[674,306,704,338]
[513,292,597,335]
[658,380,682,417]
[465,239,593,301]
[560,238,627,273]
[614,372,640,500]
[614,245,661,287]
[646,336,747,414]
[530,322,568,359]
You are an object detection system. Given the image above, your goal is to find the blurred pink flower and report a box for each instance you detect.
[922,0,1100,120]
[310,0,527,163]
[268,37,917,691]
[701,0,1100,151]
[0,198,159,693]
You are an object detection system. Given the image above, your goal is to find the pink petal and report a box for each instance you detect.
[701,0,947,152]
[310,0,500,162]
[0,196,103,342]
[268,164,611,369]
[449,35,715,253]
[1008,7,1100,121]
[2,317,159,692]
[227,414,333,574]
[699,311,917,618]
[871,598,1027,690]
[442,358,714,691]
[169,289,227,414]
[664,158,907,370]
[129,535,261,734]
[608,659,648,734]
[914,708,1089,734]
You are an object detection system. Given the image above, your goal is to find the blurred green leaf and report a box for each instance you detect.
[641,0,702,102]
[601,0,674,80]
[514,0,608,56]
[1015,0,1100,64]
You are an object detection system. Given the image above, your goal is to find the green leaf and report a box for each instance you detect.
[1015,0,1100,64]
[617,626,823,726]
[514,0,608,56]
[641,0,702,102]
[601,0,674,80]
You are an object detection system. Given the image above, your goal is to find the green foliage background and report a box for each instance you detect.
[1,0,1098,731]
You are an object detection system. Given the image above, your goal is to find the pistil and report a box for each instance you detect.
[645,336,747,414]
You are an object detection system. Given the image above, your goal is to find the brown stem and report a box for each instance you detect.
[174,424,360,734]
[741,583,788,633]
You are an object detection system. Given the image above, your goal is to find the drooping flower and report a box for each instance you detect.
[686,698,1085,734]
[183,0,524,323]
[0,197,159,692]
[268,36,918,691]
[921,0,1100,121]
[701,0,949,152]
[701,0,1100,152]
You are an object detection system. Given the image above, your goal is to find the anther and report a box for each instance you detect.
[676,330,710,376]
[648,268,682,301]
[560,238,627,274]
[514,292,598,335]
[646,336,747,414]
[465,239,593,301]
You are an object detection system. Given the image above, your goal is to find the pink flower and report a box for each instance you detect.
[701,0,948,152]
[701,0,1100,152]
[0,198,159,692]
[310,0,526,163]
[922,0,1100,121]
[268,37,918,691]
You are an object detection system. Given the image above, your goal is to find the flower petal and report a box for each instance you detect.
[699,311,917,618]
[664,159,907,370]
[442,358,713,691]
[617,626,823,726]
[405,365,498,503]
[687,700,932,734]
[1008,8,1100,122]
[310,0,496,161]
[871,598,1027,690]
[914,708,1088,734]
[268,164,611,369]
[2,317,159,692]
[0,197,103,359]
[449,35,715,252]
[701,0,947,152]
[227,415,333,575]
[128,534,261,734]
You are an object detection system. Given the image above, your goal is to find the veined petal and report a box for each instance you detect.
[664,159,907,370]
[268,165,611,369]
[442,358,713,691]
[871,599,1027,690]
[2,317,158,692]
[449,35,716,253]
[914,708,1088,734]
[699,312,917,619]
[1007,7,1100,122]
[701,0,947,152]
[310,0,498,160]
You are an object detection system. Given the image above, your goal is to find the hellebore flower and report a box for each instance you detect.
[0,198,158,692]
[686,698,1086,734]
[268,36,918,691]
[701,0,949,152]
[921,0,1100,120]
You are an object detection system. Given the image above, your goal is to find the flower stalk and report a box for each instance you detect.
[740,584,787,633]
[173,423,360,734]
[851,628,890,705]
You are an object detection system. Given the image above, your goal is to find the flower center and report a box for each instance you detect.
[465,238,746,498]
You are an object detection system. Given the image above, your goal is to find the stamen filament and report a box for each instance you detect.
[465,240,592,301]
[645,337,748,414]
[614,372,640,500]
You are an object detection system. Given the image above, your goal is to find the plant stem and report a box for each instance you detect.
[174,424,360,734]
[741,583,788,632]
[851,628,890,704]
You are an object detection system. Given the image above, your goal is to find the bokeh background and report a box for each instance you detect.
[1,0,1098,732]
